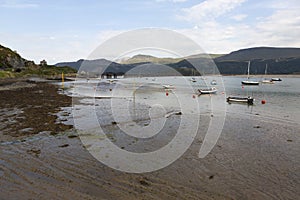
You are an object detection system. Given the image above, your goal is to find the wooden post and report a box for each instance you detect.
[62,72,64,89]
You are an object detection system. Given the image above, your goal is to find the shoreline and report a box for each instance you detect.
[222,74,300,78]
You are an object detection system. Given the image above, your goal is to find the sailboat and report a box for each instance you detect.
[241,61,259,85]
[190,69,197,82]
[261,64,274,84]
[211,65,217,85]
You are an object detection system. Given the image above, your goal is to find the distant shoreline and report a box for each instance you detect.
[222,74,300,78]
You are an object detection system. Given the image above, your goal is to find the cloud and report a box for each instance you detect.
[257,7,300,45]
[175,0,300,53]
[0,2,39,8]
[179,0,246,22]
[155,0,187,2]
[231,14,247,21]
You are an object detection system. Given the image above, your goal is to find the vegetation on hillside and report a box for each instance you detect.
[0,44,77,79]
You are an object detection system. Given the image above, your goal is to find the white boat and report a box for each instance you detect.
[262,79,274,84]
[227,96,254,105]
[190,69,197,82]
[190,77,197,82]
[261,64,274,84]
[241,61,259,85]
[210,80,217,85]
[162,84,175,89]
[198,87,217,95]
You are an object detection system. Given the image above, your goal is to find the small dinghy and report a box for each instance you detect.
[198,87,217,95]
[226,96,254,105]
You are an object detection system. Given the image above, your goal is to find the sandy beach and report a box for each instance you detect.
[0,78,299,200]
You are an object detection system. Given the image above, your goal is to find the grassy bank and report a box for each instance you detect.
[0,65,77,79]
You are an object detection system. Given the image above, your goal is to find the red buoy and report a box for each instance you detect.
[192,95,195,98]
[261,99,266,104]
[166,92,169,96]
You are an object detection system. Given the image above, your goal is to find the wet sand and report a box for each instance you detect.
[0,79,299,199]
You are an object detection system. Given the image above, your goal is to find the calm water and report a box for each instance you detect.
[223,76,300,126]
[62,76,300,128]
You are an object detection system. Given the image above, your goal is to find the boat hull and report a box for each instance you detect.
[227,96,254,105]
[198,87,217,95]
[241,81,260,85]
[262,80,274,84]
[271,78,282,81]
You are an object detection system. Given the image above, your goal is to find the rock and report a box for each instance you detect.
[59,144,69,148]
[139,177,150,186]
[68,135,78,138]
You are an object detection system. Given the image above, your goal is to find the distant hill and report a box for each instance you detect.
[56,59,136,76]
[215,47,300,61]
[120,54,182,65]
[119,53,224,65]
[55,47,300,76]
[215,47,300,74]
[56,59,125,72]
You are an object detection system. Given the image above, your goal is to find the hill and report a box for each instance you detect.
[0,44,76,78]
[215,47,300,74]
[215,47,300,61]
[120,54,182,65]
[56,46,300,76]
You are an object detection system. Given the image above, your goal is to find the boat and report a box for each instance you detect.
[226,96,254,105]
[241,61,260,85]
[271,78,282,81]
[262,79,274,84]
[190,77,197,82]
[162,84,175,89]
[190,69,197,82]
[198,87,217,95]
[210,80,217,85]
[261,64,274,84]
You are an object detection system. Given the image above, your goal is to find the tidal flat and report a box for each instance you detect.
[0,77,299,199]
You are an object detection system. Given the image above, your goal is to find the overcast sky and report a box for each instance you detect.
[0,0,299,64]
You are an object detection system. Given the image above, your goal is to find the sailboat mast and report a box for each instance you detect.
[247,61,250,79]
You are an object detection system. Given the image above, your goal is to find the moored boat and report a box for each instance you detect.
[226,96,254,105]
[210,80,217,85]
[198,87,217,95]
[262,79,274,84]
[162,84,175,89]
[271,78,282,81]
[241,61,259,85]
[261,64,274,84]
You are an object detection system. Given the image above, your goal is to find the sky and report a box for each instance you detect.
[0,0,299,64]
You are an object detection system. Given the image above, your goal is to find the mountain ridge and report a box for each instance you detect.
[55,47,300,75]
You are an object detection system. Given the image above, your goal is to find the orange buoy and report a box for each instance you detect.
[261,99,266,104]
